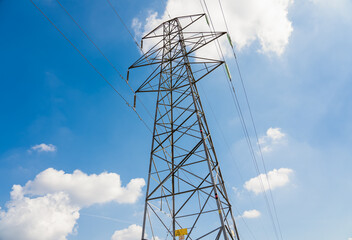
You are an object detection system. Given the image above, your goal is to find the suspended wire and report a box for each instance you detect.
[105,0,187,169]
[55,0,134,92]
[106,0,141,48]
[106,0,153,59]
[105,3,190,232]
[106,0,172,74]
[198,84,271,240]
[105,0,162,119]
[55,0,156,127]
[231,204,257,240]
[33,4,176,228]
[217,0,285,239]
[159,0,172,19]
[54,0,156,122]
[51,0,160,141]
[52,0,176,191]
[200,0,282,239]
[198,86,257,240]
[29,0,152,133]
[202,9,281,240]
[106,0,189,136]
[198,86,245,184]
[34,5,174,226]
[196,2,268,240]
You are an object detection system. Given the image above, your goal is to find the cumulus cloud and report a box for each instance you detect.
[30,143,56,152]
[111,224,160,240]
[111,224,142,240]
[244,168,293,194]
[22,168,145,207]
[266,128,285,140]
[259,127,286,153]
[0,168,145,240]
[0,187,79,240]
[134,0,293,56]
[240,209,261,219]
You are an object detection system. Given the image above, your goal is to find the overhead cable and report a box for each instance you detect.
[217,0,285,239]
[30,0,152,133]
[200,0,282,239]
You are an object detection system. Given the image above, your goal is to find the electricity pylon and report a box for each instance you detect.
[128,14,240,240]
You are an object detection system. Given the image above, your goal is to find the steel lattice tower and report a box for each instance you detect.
[128,14,240,240]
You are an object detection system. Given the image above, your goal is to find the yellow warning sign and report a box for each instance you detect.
[175,228,188,236]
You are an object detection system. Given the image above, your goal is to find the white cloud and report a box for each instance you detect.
[111,224,160,240]
[136,0,293,56]
[266,128,285,140]
[244,168,293,194]
[111,224,142,240]
[31,143,56,152]
[0,187,79,240]
[241,209,261,219]
[259,127,286,153]
[131,18,143,37]
[0,168,145,240]
[22,168,145,207]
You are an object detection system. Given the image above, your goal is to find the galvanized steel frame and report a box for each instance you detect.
[128,14,240,240]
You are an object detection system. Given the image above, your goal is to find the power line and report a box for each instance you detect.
[106,0,141,48]
[193,5,271,240]
[197,2,271,240]
[197,3,269,240]
[105,0,164,120]
[159,0,172,19]
[217,0,285,239]
[55,0,156,126]
[105,0,195,162]
[55,0,133,91]
[29,0,152,133]
[200,1,282,239]
[198,82,272,239]
[104,1,195,198]
[198,85,261,240]
[104,3,202,222]
[56,0,156,126]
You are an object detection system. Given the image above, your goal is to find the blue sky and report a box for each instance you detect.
[0,0,352,239]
